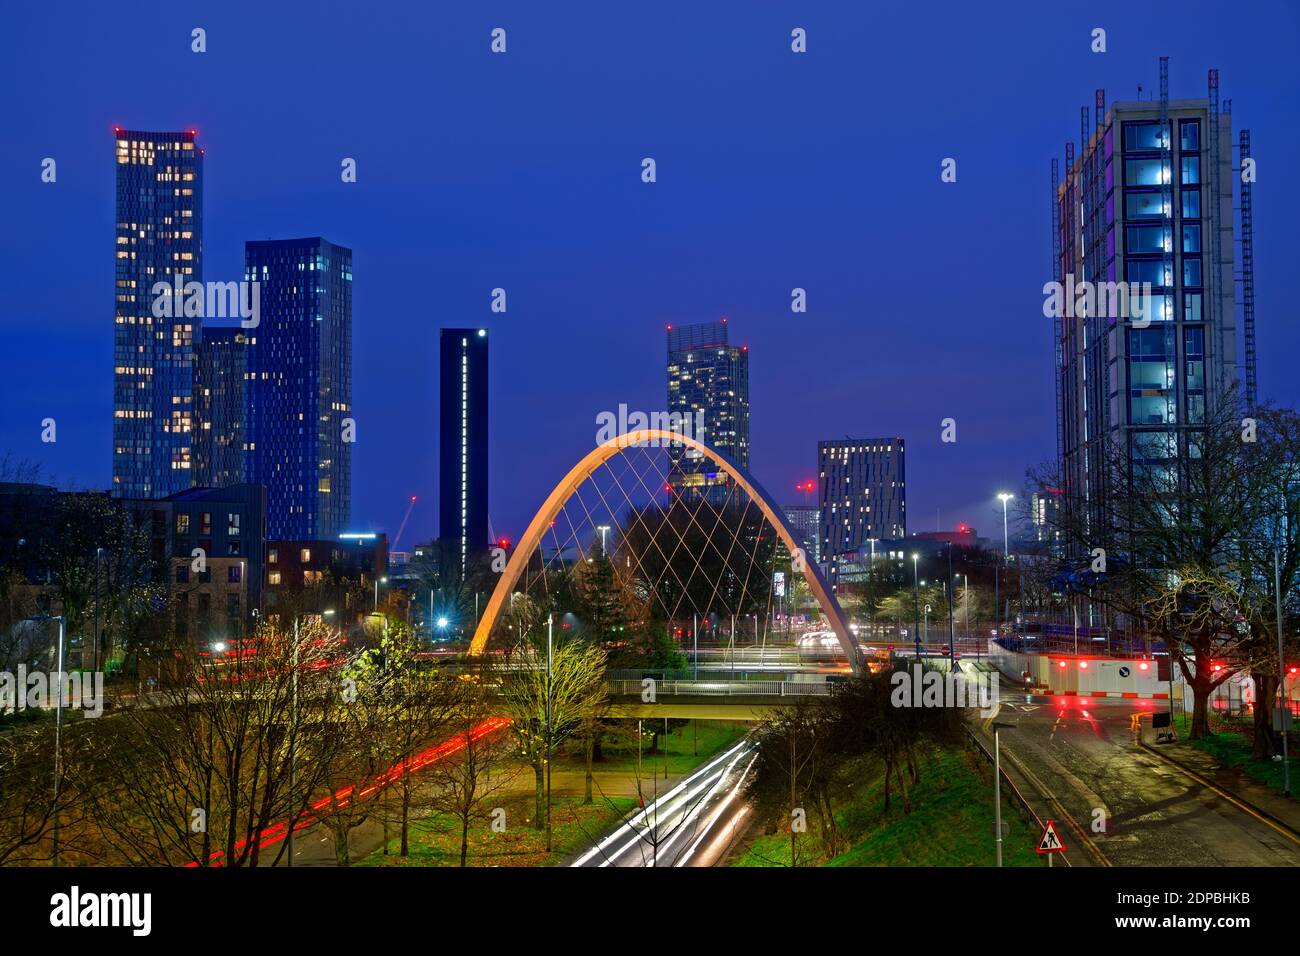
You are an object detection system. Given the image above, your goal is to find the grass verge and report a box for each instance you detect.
[734,745,1046,867]
[1172,713,1296,797]
[358,792,637,867]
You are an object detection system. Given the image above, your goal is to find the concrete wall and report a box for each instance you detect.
[989,641,1165,698]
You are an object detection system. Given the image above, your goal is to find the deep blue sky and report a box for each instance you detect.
[2,0,1297,547]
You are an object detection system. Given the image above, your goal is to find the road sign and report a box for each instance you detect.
[1036,820,1066,854]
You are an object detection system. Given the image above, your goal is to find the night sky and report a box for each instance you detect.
[2,0,1297,547]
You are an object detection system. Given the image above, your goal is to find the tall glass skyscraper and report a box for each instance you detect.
[194,327,247,489]
[438,328,489,580]
[665,319,750,503]
[112,128,203,498]
[1055,69,1239,551]
[243,238,353,540]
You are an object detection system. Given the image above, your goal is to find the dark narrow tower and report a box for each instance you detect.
[439,328,489,580]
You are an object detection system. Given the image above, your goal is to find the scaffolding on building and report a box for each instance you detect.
[1238,127,1257,407]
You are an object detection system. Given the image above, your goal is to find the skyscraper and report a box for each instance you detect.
[781,504,822,566]
[112,128,203,498]
[818,439,906,572]
[1054,67,1242,544]
[243,238,353,540]
[194,327,247,488]
[438,328,489,580]
[665,319,750,502]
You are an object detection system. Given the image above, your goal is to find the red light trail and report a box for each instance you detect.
[188,716,510,867]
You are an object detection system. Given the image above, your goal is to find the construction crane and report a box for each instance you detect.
[392,495,417,549]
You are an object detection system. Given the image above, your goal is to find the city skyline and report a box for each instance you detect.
[5,0,1300,906]
[4,0,1298,547]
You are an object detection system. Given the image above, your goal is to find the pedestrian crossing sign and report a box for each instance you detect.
[1036,820,1066,853]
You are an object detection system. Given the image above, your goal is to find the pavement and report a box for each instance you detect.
[986,693,1300,866]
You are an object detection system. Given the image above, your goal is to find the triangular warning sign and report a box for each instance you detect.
[1036,819,1067,853]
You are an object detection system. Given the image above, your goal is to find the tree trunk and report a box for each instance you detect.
[1190,682,1212,739]
[882,759,892,812]
[460,816,469,867]
[334,829,350,867]
[584,735,594,804]
[896,763,912,814]
[400,785,410,857]
[1251,670,1279,760]
[533,763,546,829]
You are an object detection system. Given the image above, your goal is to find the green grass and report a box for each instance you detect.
[1172,713,1297,797]
[560,721,748,778]
[735,746,1047,867]
[358,793,637,867]
[358,721,745,867]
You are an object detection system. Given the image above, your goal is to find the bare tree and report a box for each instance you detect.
[1029,396,1289,738]
[424,690,518,866]
[78,618,350,866]
[497,637,607,847]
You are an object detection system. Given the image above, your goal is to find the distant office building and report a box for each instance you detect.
[1054,68,1244,545]
[243,238,353,540]
[112,128,203,499]
[781,504,821,565]
[911,526,978,549]
[438,329,489,580]
[1030,491,1061,545]
[263,532,387,623]
[665,320,750,503]
[124,484,267,642]
[818,439,906,577]
[194,327,247,488]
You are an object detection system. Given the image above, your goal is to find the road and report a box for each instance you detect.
[570,739,756,867]
[990,694,1300,866]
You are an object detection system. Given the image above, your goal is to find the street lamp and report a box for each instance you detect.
[374,575,388,611]
[597,525,610,556]
[27,614,67,865]
[996,493,1014,630]
[911,553,921,659]
[996,493,1014,558]
[1274,546,1291,796]
[93,547,105,673]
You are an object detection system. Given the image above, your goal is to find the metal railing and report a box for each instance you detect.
[604,679,833,698]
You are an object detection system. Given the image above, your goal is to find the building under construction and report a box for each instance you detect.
[1050,60,1259,620]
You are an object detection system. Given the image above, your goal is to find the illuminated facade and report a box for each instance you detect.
[818,439,906,574]
[1056,81,1238,549]
[194,327,247,488]
[665,320,750,504]
[112,128,203,498]
[243,238,353,540]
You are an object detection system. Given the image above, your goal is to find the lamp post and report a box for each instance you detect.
[93,548,105,673]
[993,496,1013,632]
[1275,546,1291,796]
[546,614,554,852]
[911,553,921,659]
[27,614,69,866]
[597,524,610,556]
[946,542,957,666]
[374,575,388,611]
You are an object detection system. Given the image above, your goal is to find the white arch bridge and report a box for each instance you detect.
[467,429,859,673]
